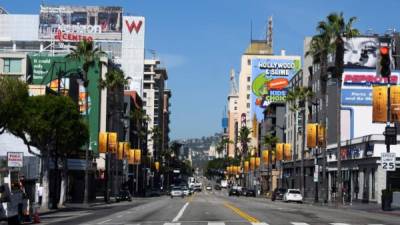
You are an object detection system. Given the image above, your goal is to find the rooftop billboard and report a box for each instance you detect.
[39,5,122,41]
[251,56,301,121]
[343,37,379,69]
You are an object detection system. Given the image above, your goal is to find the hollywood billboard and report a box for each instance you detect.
[251,56,301,121]
[343,36,379,69]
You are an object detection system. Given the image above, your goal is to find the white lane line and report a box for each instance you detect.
[208,222,225,225]
[291,223,309,225]
[97,219,112,224]
[165,223,181,225]
[252,223,269,225]
[172,202,189,222]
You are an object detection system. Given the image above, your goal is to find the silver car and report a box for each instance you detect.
[170,187,184,198]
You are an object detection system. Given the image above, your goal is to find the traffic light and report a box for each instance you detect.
[380,46,391,77]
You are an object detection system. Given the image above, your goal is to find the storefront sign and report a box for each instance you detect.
[55,30,93,42]
[7,152,23,168]
[381,152,396,171]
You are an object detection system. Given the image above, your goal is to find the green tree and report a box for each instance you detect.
[23,95,88,209]
[216,136,233,158]
[238,126,251,160]
[67,40,106,204]
[316,12,359,203]
[262,134,279,191]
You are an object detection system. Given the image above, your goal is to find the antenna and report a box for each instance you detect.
[268,16,273,49]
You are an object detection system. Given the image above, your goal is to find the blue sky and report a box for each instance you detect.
[2,0,400,139]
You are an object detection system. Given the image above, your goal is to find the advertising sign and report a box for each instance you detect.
[29,54,102,155]
[390,86,400,122]
[7,152,23,168]
[276,143,283,161]
[284,144,292,160]
[251,57,301,121]
[306,123,317,148]
[381,152,396,171]
[343,37,379,69]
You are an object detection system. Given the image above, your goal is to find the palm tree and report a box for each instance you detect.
[317,12,359,203]
[238,126,252,160]
[262,134,279,192]
[305,33,333,203]
[216,136,233,158]
[286,86,314,195]
[67,40,106,204]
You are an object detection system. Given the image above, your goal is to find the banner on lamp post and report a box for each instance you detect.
[390,86,400,122]
[108,132,117,153]
[276,143,283,161]
[372,86,388,123]
[307,123,317,148]
[284,144,291,160]
[98,132,107,153]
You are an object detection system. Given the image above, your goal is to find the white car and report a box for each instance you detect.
[181,186,190,196]
[170,187,184,198]
[283,189,303,203]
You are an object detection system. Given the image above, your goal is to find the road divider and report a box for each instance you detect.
[223,202,260,223]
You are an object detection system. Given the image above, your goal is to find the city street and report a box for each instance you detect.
[24,190,399,225]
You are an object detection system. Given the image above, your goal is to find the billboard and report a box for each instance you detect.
[341,70,400,106]
[28,54,101,155]
[7,152,23,167]
[344,37,379,69]
[39,5,122,41]
[251,56,301,121]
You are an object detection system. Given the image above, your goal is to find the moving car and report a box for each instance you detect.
[272,188,287,201]
[244,189,256,197]
[214,184,221,190]
[206,185,212,191]
[228,186,241,196]
[220,180,228,188]
[170,187,184,198]
[283,189,303,203]
[181,186,190,196]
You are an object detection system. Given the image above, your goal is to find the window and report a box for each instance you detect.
[143,92,147,98]
[143,83,151,89]
[247,76,251,82]
[247,94,250,100]
[234,106,237,110]
[247,59,251,65]
[247,103,250,108]
[3,58,22,73]
[247,85,250,91]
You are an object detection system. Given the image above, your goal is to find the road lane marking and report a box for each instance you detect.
[252,223,269,225]
[172,202,189,222]
[208,222,225,225]
[97,219,112,224]
[165,223,181,225]
[223,202,260,223]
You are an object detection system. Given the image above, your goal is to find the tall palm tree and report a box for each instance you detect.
[305,34,333,203]
[286,86,314,195]
[67,40,105,204]
[262,134,279,191]
[317,12,359,203]
[238,126,252,160]
[216,136,233,158]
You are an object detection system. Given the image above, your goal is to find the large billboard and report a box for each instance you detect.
[344,37,379,69]
[28,54,101,155]
[39,5,122,41]
[251,56,301,121]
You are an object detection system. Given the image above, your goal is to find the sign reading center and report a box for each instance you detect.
[381,152,396,171]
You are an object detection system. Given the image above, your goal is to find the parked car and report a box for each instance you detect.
[228,186,241,196]
[272,188,287,201]
[170,187,184,198]
[214,184,221,190]
[245,189,256,197]
[283,189,303,203]
[181,186,190,196]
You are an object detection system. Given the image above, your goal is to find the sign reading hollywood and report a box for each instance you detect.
[7,152,23,168]
[251,57,301,121]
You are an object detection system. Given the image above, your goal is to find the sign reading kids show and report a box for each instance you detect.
[251,57,301,121]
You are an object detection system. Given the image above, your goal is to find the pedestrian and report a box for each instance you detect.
[37,185,43,205]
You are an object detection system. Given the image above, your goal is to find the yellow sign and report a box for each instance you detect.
[250,157,255,171]
[372,86,388,123]
[306,123,317,148]
[98,132,107,153]
[134,149,141,164]
[155,161,160,171]
[262,150,269,164]
[117,142,124,160]
[128,149,135,165]
[276,143,283,161]
[244,161,249,173]
[108,132,118,153]
[255,157,260,168]
[390,86,400,122]
[317,125,325,147]
[284,144,291,160]
[123,142,130,158]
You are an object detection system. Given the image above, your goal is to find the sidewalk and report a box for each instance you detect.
[38,197,116,215]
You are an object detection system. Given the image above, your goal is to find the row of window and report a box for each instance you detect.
[2,58,22,74]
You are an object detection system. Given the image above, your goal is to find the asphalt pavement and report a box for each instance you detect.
[10,189,400,225]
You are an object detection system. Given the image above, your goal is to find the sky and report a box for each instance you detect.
[2,0,400,140]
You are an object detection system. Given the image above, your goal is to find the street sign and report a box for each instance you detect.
[313,165,319,182]
[381,152,396,171]
[7,152,23,168]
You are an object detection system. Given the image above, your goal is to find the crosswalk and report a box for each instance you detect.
[84,221,388,225]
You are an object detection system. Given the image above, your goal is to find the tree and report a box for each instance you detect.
[238,126,251,160]
[286,86,314,195]
[216,136,233,158]
[316,12,359,204]
[22,95,88,209]
[67,39,106,204]
[262,134,279,191]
